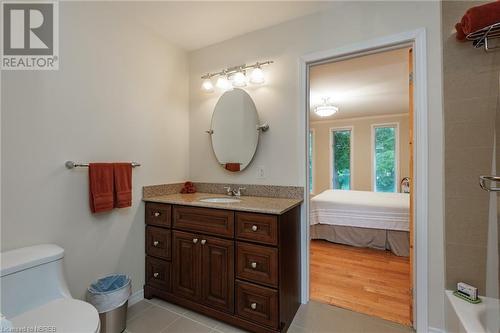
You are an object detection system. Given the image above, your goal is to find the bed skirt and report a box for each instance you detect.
[310,224,409,257]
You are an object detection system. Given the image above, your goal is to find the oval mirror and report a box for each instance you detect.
[210,89,260,172]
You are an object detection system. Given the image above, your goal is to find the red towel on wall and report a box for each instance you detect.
[89,163,114,214]
[113,163,132,208]
[225,163,241,172]
[456,1,500,39]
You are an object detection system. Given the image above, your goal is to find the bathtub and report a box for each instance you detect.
[445,290,499,333]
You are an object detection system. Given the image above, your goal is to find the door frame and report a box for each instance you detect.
[299,28,428,332]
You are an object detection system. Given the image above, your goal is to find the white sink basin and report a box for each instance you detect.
[199,197,241,203]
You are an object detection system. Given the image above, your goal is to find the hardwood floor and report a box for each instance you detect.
[310,240,411,326]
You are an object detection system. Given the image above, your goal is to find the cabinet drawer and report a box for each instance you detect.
[146,226,171,260]
[173,206,234,238]
[146,203,171,227]
[236,212,278,245]
[236,242,278,287]
[236,280,278,329]
[146,256,171,292]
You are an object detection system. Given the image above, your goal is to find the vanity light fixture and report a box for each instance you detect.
[216,75,233,91]
[231,71,248,87]
[249,67,265,84]
[200,60,273,93]
[313,97,339,117]
[201,78,214,93]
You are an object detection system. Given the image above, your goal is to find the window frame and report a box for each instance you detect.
[329,126,354,190]
[371,122,400,193]
[308,128,315,194]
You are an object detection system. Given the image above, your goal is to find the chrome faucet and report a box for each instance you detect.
[224,186,246,197]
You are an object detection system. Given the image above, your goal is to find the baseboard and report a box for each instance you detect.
[128,289,144,307]
[428,327,446,333]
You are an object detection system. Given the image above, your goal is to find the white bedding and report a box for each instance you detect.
[310,190,410,231]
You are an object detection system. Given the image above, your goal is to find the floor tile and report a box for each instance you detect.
[213,321,249,333]
[162,316,212,333]
[182,308,221,328]
[146,298,189,315]
[127,300,153,322]
[126,305,180,333]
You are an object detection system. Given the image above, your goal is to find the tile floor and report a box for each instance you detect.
[125,298,415,333]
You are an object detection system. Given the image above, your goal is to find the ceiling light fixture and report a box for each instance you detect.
[200,60,273,93]
[313,98,339,117]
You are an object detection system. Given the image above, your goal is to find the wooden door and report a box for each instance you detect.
[200,235,235,313]
[408,47,414,325]
[172,230,200,301]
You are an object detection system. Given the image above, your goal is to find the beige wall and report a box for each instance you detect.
[442,1,499,296]
[1,2,190,298]
[189,2,444,329]
[310,114,410,194]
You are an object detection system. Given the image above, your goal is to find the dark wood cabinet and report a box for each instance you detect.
[144,201,300,333]
[172,230,200,302]
[201,235,234,313]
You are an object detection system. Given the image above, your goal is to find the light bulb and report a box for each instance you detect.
[216,76,233,91]
[249,67,265,84]
[201,78,214,93]
[231,72,248,87]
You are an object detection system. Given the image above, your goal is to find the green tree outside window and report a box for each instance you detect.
[332,130,351,190]
[374,126,396,192]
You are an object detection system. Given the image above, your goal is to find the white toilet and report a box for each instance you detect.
[0,244,100,333]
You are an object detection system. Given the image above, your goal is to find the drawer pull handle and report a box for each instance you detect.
[251,262,257,269]
[153,241,159,247]
[153,272,159,278]
[251,225,258,232]
[193,238,198,244]
[201,239,206,245]
[153,212,161,217]
[250,303,257,310]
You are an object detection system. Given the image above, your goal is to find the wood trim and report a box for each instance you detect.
[408,46,414,324]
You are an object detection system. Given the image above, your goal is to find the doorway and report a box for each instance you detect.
[300,30,429,330]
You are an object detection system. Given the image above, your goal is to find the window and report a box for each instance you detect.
[308,129,314,193]
[373,124,398,192]
[331,128,352,190]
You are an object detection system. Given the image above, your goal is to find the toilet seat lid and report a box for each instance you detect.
[10,298,100,333]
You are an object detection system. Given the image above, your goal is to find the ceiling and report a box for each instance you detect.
[103,1,336,51]
[309,47,410,121]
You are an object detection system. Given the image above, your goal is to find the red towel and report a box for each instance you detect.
[455,22,466,41]
[89,163,114,214]
[225,163,240,172]
[114,163,132,208]
[457,1,500,37]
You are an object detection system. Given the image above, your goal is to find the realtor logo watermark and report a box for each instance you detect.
[1,1,59,70]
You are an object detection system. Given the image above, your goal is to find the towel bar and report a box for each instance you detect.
[479,175,500,192]
[65,161,141,169]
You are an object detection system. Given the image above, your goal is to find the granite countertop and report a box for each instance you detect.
[143,192,303,215]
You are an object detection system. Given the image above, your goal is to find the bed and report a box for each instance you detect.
[310,189,410,256]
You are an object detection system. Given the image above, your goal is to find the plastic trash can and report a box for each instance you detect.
[87,274,131,333]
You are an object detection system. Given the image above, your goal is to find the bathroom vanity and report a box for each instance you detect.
[143,192,302,333]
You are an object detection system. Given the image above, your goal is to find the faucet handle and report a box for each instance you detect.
[224,186,232,195]
[235,187,246,196]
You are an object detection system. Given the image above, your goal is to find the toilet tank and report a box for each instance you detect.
[0,244,72,318]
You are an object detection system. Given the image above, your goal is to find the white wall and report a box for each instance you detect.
[0,2,190,298]
[311,114,410,194]
[188,2,444,330]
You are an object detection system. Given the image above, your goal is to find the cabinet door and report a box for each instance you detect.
[172,230,200,301]
[200,235,234,313]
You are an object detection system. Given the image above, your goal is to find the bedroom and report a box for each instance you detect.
[308,47,413,326]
